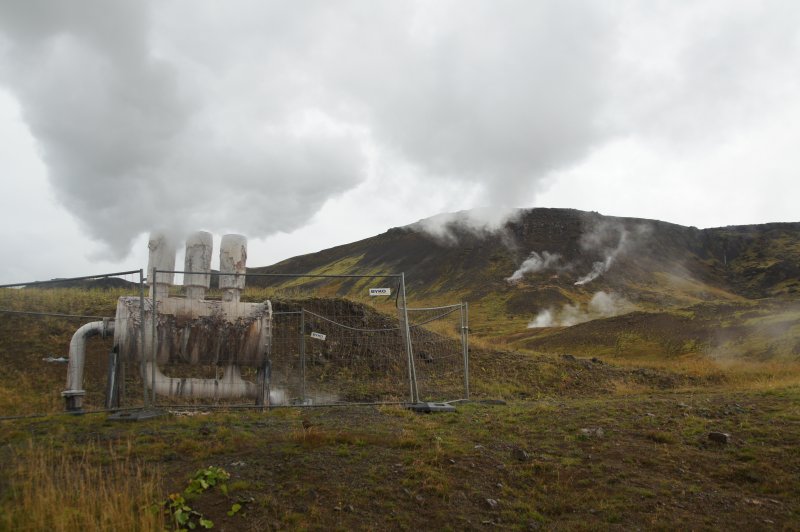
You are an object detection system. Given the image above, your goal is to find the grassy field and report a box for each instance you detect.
[1,384,799,530]
[1,288,799,529]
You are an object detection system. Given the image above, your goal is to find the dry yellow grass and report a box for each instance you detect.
[1,439,163,531]
[605,354,800,391]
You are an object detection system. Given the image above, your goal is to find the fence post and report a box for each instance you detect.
[400,273,418,403]
[151,267,158,406]
[139,269,149,408]
[460,301,469,399]
[300,309,306,403]
[461,301,470,400]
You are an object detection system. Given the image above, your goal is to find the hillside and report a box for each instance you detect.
[249,208,800,359]
[252,208,800,301]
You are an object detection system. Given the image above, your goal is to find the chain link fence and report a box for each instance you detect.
[0,270,469,417]
[407,303,470,402]
[0,271,147,417]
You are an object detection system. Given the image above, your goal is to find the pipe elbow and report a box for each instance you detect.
[62,319,114,412]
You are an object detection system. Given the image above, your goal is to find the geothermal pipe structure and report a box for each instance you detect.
[62,232,272,412]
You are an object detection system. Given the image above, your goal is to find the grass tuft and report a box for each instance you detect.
[1,439,163,531]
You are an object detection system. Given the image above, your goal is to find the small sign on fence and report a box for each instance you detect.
[310,331,326,341]
[369,288,391,296]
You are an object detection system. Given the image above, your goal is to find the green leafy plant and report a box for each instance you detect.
[185,466,230,496]
[227,503,242,517]
[163,466,231,531]
[163,492,213,531]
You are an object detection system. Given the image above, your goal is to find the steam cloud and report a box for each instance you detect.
[506,251,562,283]
[504,221,650,285]
[0,1,616,258]
[413,208,522,247]
[574,222,649,285]
[528,291,632,328]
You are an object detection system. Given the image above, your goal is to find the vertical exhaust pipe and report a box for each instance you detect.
[219,234,247,303]
[184,231,213,300]
[147,232,176,297]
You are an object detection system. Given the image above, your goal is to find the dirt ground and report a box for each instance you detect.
[2,377,799,530]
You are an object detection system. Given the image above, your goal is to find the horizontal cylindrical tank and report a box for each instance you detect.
[114,296,271,367]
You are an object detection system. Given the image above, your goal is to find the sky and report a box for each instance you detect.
[0,0,798,284]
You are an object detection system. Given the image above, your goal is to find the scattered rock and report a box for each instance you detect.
[496,483,504,489]
[512,448,531,462]
[448,458,456,464]
[708,432,731,444]
[561,354,577,362]
[486,498,499,509]
[580,427,604,437]
[230,460,246,467]
[345,504,355,513]
[591,357,603,364]
[474,444,484,450]
[415,494,425,503]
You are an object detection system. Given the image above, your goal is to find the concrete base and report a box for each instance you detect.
[407,402,457,413]
[107,409,166,422]
[62,389,86,412]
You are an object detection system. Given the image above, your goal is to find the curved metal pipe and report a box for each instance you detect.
[143,362,258,399]
[62,319,113,411]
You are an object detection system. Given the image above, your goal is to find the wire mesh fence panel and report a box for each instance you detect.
[260,275,412,405]
[144,272,413,408]
[245,274,412,405]
[0,271,146,416]
[0,268,469,416]
[407,304,468,402]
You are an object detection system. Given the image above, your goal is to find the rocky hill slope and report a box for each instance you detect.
[249,208,800,359]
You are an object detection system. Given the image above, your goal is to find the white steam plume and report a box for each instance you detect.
[574,222,650,285]
[0,1,616,259]
[528,290,633,328]
[529,309,555,328]
[506,251,562,283]
[412,208,522,246]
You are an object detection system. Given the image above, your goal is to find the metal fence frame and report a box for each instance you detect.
[150,269,468,407]
[0,270,148,416]
[0,269,469,417]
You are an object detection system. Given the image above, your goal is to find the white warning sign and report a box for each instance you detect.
[310,332,326,341]
[369,288,391,296]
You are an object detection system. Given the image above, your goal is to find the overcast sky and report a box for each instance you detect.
[0,0,798,284]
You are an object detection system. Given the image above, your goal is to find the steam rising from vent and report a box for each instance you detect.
[574,254,619,286]
[506,251,562,283]
[528,291,633,328]
[574,222,650,286]
[413,208,522,246]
